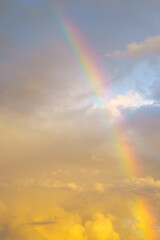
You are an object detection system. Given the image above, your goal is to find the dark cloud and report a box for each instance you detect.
[26,220,57,226]
[150,77,160,101]
[0,41,91,116]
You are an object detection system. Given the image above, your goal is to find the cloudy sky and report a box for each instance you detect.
[0,0,160,239]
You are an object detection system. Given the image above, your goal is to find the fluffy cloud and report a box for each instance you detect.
[85,213,120,240]
[0,174,160,240]
[39,180,81,191]
[101,91,153,117]
[0,201,85,240]
[12,177,81,192]
[106,35,160,59]
[111,176,160,195]
[0,196,121,240]
[133,176,160,188]
[34,213,85,240]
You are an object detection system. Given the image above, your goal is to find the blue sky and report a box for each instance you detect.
[1,0,160,98]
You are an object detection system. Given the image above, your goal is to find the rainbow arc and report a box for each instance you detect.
[54,8,158,239]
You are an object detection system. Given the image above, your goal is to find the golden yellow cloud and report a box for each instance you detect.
[85,213,120,240]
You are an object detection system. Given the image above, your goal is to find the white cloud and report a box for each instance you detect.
[103,91,153,116]
[106,35,160,59]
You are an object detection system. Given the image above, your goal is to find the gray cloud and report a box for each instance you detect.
[0,41,92,118]
[26,220,57,226]
[111,176,160,195]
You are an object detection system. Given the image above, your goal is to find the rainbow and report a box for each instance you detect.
[131,197,157,240]
[57,14,139,178]
[55,12,109,101]
[54,8,158,240]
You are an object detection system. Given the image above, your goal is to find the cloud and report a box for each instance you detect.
[0,198,120,240]
[106,35,160,59]
[0,201,85,240]
[52,168,70,176]
[22,212,120,240]
[94,183,107,193]
[50,181,80,191]
[13,178,81,191]
[102,91,153,117]
[150,77,160,101]
[0,44,80,115]
[132,176,160,190]
[26,220,57,226]
[85,213,120,240]
[111,176,160,195]
[0,174,160,240]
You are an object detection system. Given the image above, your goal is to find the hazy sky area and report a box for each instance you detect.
[0,0,160,239]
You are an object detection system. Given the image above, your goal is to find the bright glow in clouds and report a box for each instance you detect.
[85,213,120,240]
[103,91,154,117]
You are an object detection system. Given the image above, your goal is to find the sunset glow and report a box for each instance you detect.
[0,1,160,239]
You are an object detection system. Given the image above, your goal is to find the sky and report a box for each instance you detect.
[0,0,160,239]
